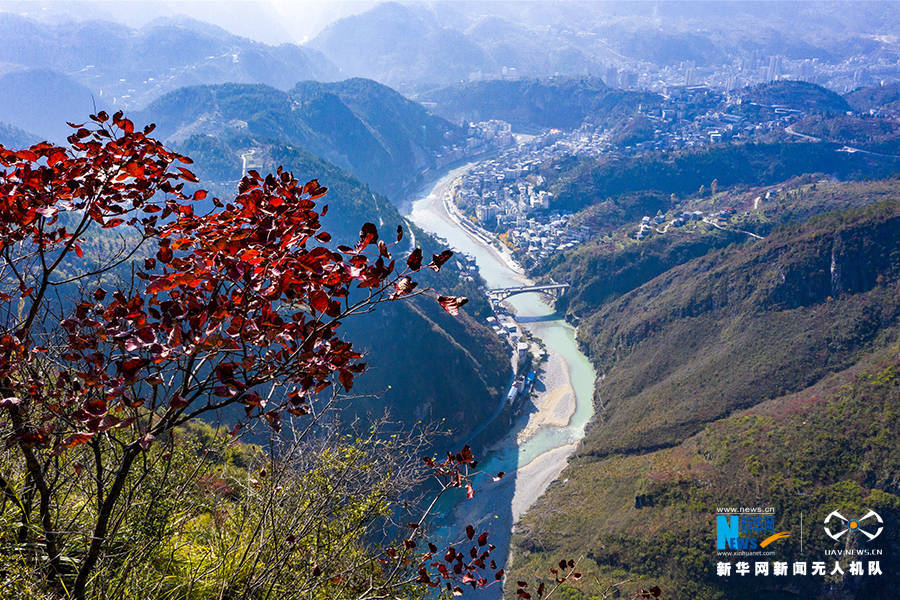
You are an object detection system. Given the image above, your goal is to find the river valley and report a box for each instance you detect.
[404,163,597,597]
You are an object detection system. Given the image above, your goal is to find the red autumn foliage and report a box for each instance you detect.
[0,113,468,598]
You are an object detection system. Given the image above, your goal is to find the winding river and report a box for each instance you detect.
[403,162,596,595]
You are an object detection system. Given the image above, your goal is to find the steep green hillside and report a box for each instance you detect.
[508,202,900,599]
[510,342,899,599]
[540,178,900,317]
[422,77,661,131]
[580,203,900,455]
[540,229,750,316]
[137,78,462,199]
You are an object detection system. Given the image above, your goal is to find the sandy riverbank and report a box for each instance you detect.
[510,443,577,521]
[516,353,576,443]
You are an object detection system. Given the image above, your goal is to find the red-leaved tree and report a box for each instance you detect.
[0,112,469,598]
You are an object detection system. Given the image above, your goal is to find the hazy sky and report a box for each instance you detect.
[0,0,380,43]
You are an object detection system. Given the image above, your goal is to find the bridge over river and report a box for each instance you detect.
[487,282,569,302]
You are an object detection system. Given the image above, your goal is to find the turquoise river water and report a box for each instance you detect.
[404,162,596,537]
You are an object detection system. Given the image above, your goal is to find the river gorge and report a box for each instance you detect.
[404,163,597,597]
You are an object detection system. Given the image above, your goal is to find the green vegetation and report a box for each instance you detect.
[0,420,431,600]
[735,80,851,115]
[540,178,900,317]
[423,77,661,131]
[845,82,900,114]
[511,343,899,599]
[510,198,900,599]
[580,202,900,455]
[537,229,749,316]
[541,141,900,215]
[138,78,462,199]
[793,114,900,154]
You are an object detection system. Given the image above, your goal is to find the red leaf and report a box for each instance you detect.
[359,222,378,248]
[126,162,144,178]
[438,295,468,316]
[176,166,199,183]
[466,525,475,540]
[407,248,423,271]
[309,290,329,313]
[338,369,353,391]
[62,433,93,448]
[264,411,281,432]
[428,249,453,272]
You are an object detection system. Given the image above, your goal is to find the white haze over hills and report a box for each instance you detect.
[0,0,897,140]
[307,0,900,93]
[0,0,378,44]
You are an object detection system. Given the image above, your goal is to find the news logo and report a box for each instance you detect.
[716,507,790,551]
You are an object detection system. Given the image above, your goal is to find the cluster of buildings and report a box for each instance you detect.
[633,207,737,240]
[431,120,516,170]
[449,136,598,266]
[484,309,540,410]
[453,153,553,227]
[622,53,899,95]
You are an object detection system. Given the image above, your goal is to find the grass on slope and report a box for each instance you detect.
[510,340,899,600]
[578,202,900,456]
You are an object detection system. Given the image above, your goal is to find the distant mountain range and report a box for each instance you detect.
[0,69,98,142]
[0,120,39,148]
[308,2,616,93]
[136,78,463,200]
[0,11,340,138]
[308,1,900,93]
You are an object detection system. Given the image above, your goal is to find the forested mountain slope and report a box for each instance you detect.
[509,200,900,599]
[139,78,463,199]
